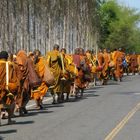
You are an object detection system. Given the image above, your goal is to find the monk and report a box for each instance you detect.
[137,54,140,74]
[113,48,124,82]
[97,49,104,68]
[60,48,78,101]
[84,51,92,87]
[102,49,110,84]
[108,50,115,80]
[32,50,49,109]
[74,48,88,97]
[0,51,19,124]
[88,51,97,86]
[16,50,40,115]
[73,48,81,69]
[47,44,63,104]
[125,54,131,75]
[97,49,104,84]
[129,53,138,74]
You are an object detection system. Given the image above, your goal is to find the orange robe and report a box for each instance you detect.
[137,55,140,73]
[114,51,124,79]
[0,59,20,106]
[97,52,104,80]
[31,57,49,100]
[47,50,62,94]
[16,50,40,109]
[98,52,104,67]
[129,54,138,73]
[60,54,77,94]
[102,52,110,79]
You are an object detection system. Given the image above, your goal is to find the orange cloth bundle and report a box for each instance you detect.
[31,82,48,100]
[31,90,41,100]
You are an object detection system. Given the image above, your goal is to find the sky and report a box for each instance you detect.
[117,0,140,11]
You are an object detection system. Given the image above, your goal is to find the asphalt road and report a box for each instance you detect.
[0,75,140,140]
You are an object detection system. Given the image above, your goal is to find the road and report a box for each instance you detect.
[0,75,140,140]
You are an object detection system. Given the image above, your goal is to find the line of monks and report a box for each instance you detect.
[0,45,140,125]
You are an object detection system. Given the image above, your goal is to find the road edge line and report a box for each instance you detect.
[104,103,140,140]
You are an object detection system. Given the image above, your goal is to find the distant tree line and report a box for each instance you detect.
[98,0,140,53]
[0,0,99,54]
[0,0,140,54]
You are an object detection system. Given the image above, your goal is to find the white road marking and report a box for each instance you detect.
[104,103,140,140]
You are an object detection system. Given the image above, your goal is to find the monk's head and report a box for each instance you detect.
[0,51,9,60]
[28,52,35,62]
[33,50,41,57]
[86,50,91,53]
[74,48,79,55]
[114,48,117,52]
[99,49,102,53]
[61,48,66,54]
[53,44,59,51]
[16,50,27,57]
[103,48,107,53]
[79,48,84,55]
[16,50,28,66]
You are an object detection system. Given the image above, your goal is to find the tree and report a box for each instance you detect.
[98,0,140,52]
[0,0,99,54]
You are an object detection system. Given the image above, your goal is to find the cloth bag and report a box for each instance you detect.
[43,64,55,86]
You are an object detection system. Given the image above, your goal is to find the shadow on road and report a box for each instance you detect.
[85,93,99,97]
[0,129,17,134]
[0,136,4,140]
[13,107,53,119]
[84,90,96,94]
[43,104,64,108]
[13,111,38,118]
[15,120,34,125]
[65,97,87,103]
[86,86,104,91]
[115,91,140,95]
[28,109,54,115]
[107,82,120,85]
[0,119,34,127]
[0,129,17,140]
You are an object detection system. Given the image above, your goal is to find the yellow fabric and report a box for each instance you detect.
[30,57,49,100]
[91,66,96,73]
[0,60,20,92]
[35,57,47,79]
[31,82,48,100]
[47,50,62,93]
[102,52,110,77]
[65,54,73,65]
[38,82,48,96]
[97,52,104,66]
[138,55,140,72]
[64,56,78,77]
[114,51,124,78]
[137,55,140,65]
[0,60,19,106]
[86,52,91,60]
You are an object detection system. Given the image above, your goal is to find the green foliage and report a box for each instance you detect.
[98,0,140,53]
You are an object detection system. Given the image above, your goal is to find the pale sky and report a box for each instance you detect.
[117,0,140,11]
